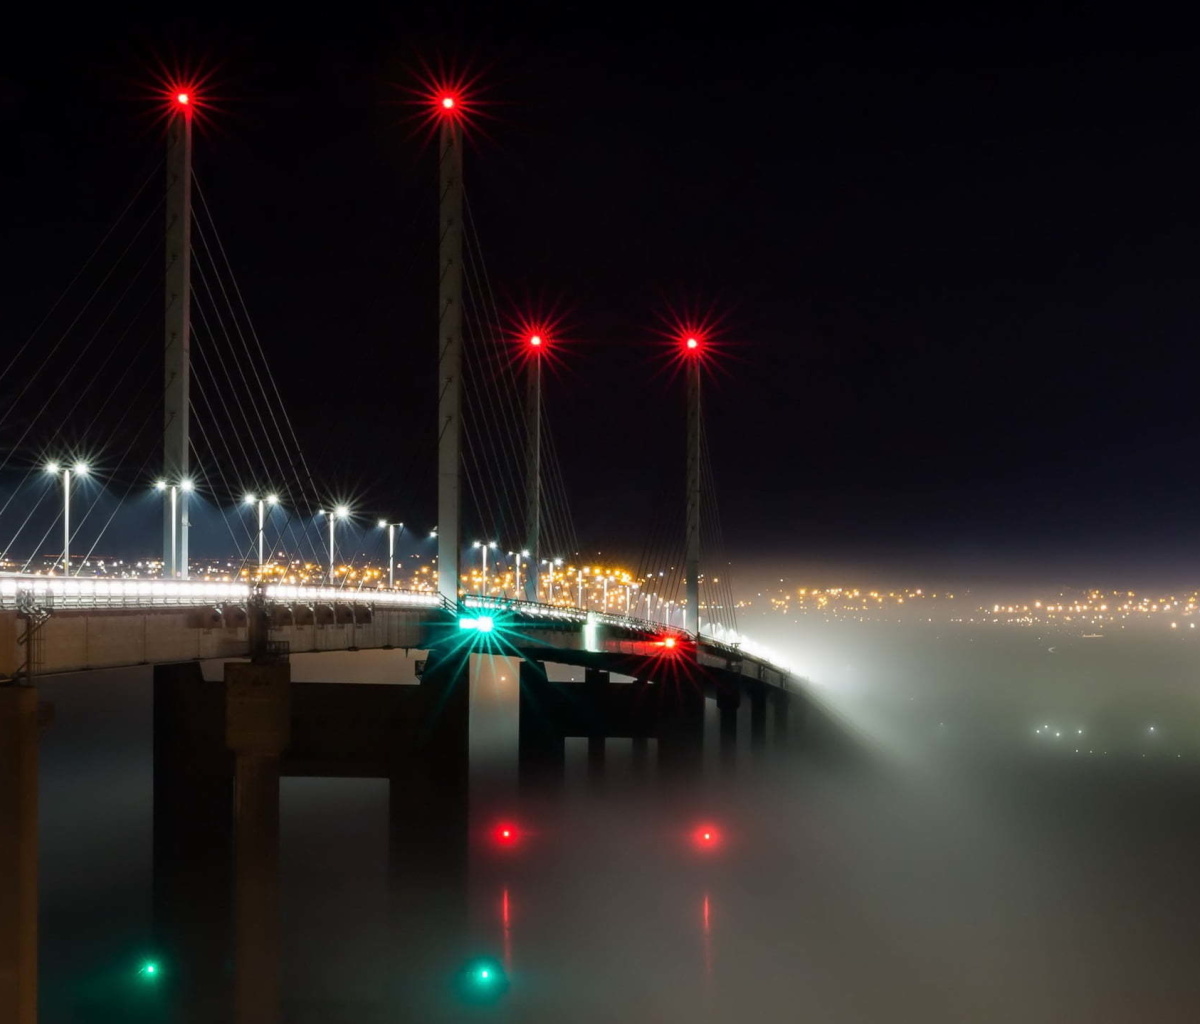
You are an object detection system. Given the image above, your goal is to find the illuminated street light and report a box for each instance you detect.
[319,505,350,584]
[473,540,497,595]
[540,556,563,603]
[244,493,279,575]
[509,549,530,600]
[155,478,194,578]
[378,519,404,590]
[46,461,88,575]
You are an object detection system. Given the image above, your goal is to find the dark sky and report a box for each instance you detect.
[5,5,1200,579]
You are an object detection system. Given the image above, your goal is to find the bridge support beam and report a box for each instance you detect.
[153,663,233,1022]
[749,686,768,753]
[585,668,608,785]
[717,688,740,769]
[0,686,40,1024]
[657,685,705,779]
[518,660,564,791]
[225,659,290,1024]
[773,691,791,745]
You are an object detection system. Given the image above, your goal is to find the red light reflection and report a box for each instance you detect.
[491,821,521,848]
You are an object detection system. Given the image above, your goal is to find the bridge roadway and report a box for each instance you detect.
[0,573,793,688]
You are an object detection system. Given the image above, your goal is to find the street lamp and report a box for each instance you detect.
[510,549,530,600]
[378,520,403,590]
[46,461,88,575]
[539,556,562,604]
[472,540,497,595]
[320,505,350,584]
[156,478,194,578]
[243,493,279,576]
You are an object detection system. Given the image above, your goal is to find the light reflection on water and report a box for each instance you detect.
[37,629,1200,1022]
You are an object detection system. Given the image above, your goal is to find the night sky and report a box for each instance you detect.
[5,6,1200,581]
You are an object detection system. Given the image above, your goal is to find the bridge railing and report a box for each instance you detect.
[0,574,794,679]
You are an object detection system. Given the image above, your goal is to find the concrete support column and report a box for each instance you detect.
[773,691,791,745]
[716,688,740,769]
[657,684,705,778]
[153,663,233,1022]
[0,687,39,1024]
[585,668,607,785]
[518,660,564,791]
[749,686,767,753]
[225,660,291,1024]
[631,735,650,777]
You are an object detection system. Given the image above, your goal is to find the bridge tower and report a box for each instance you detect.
[524,330,544,601]
[163,90,193,578]
[684,334,703,636]
[436,94,464,605]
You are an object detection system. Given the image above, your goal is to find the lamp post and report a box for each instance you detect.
[46,461,88,576]
[473,540,497,595]
[244,493,278,576]
[156,478,194,578]
[511,549,529,600]
[378,520,403,590]
[541,557,562,604]
[321,505,349,584]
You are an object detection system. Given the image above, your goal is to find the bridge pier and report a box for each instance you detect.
[153,662,233,1022]
[749,685,768,753]
[717,688,740,769]
[518,659,565,791]
[226,659,290,1024]
[773,690,791,744]
[0,686,43,1024]
[657,682,705,778]
[585,668,608,786]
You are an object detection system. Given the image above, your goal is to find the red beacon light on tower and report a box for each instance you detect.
[686,336,700,351]
[529,333,543,348]
[692,824,723,851]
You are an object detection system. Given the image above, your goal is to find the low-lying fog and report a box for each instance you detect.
[37,608,1200,1022]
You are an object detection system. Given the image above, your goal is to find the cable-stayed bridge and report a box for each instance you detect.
[0,83,802,1024]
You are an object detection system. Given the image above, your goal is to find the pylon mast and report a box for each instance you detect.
[525,352,541,601]
[437,116,463,605]
[685,356,701,635]
[163,101,192,578]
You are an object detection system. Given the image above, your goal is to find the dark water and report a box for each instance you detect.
[38,625,1200,1022]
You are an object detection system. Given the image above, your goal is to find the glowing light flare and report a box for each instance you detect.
[410,69,486,134]
[490,821,521,847]
[691,823,723,850]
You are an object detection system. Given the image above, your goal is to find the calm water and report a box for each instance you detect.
[38,624,1200,1022]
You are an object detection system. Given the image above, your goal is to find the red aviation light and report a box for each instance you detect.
[686,336,700,351]
[441,95,456,110]
[176,92,190,106]
[529,334,543,347]
[692,824,723,850]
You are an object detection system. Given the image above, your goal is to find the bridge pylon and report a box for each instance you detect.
[436,96,464,605]
[163,91,193,578]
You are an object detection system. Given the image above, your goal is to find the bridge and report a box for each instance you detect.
[0,80,802,1023]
